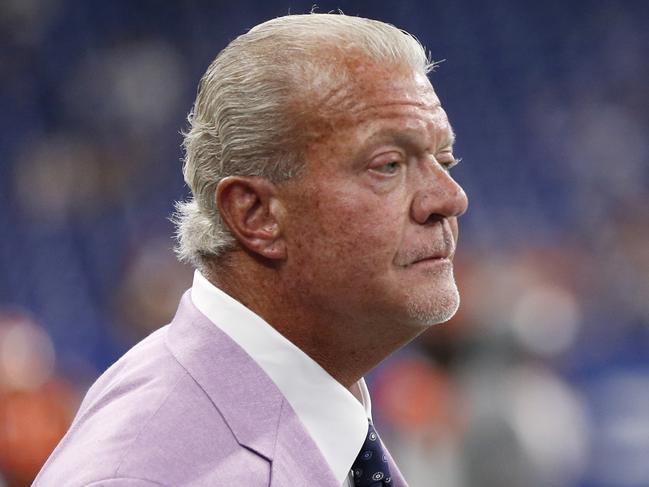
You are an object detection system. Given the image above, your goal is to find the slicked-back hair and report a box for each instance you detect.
[173,13,433,270]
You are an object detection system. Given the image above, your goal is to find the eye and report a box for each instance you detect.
[375,160,401,174]
[440,157,462,172]
[369,152,404,175]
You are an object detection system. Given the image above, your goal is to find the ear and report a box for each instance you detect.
[215,176,286,260]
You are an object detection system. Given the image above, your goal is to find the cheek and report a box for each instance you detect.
[311,191,403,269]
[449,218,459,243]
[291,187,402,267]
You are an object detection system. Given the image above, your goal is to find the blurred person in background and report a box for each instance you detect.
[0,312,78,487]
[33,12,467,487]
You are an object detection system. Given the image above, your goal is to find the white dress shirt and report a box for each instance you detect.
[190,270,371,487]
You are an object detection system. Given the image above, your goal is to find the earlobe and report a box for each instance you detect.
[216,176,287,260]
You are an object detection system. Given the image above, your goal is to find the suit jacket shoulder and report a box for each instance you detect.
[34,292,339,487]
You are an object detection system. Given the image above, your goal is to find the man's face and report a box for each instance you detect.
[279,61,468,333]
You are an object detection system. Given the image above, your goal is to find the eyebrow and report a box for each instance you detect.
[442,128,456,149]
[364,125,457,153]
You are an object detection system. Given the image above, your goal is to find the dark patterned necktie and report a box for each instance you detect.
[351,420,392,486]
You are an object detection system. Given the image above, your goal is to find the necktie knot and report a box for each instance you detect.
[351,420,392,486]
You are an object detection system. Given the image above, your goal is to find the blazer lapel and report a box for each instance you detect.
[383,440,408,487]
[270,399,340,486]
[166,292,339,485]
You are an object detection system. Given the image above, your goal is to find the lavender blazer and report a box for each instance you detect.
[34,292,407,486]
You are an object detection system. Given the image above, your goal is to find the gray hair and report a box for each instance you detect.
[173,13,434,270]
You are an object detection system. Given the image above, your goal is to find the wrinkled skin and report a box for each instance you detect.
[275,62,468,365]
[215,60,469,385]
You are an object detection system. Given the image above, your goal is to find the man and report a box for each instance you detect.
[35,13,467,487]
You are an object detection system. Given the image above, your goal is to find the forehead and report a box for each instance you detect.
[305,62,452,151]
[318,58,439,111]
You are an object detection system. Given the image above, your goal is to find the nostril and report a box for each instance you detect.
[424,213,444,225]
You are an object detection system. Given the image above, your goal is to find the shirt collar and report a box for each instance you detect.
[190,270,370,485]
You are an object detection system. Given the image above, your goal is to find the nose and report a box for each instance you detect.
[410,165,468,224]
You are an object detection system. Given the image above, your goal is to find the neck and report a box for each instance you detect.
[206,252,418,388]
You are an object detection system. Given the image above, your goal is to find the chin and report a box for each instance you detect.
[404,279,460,327]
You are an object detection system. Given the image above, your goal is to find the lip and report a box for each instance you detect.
[399,234,456,267]
[406,254,453,267]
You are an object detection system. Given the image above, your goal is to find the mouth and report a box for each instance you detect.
[399,242,455,267]
[408,253,453,267]
[399,225,457,268]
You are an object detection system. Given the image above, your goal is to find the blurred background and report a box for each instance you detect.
[0,0,648,485]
